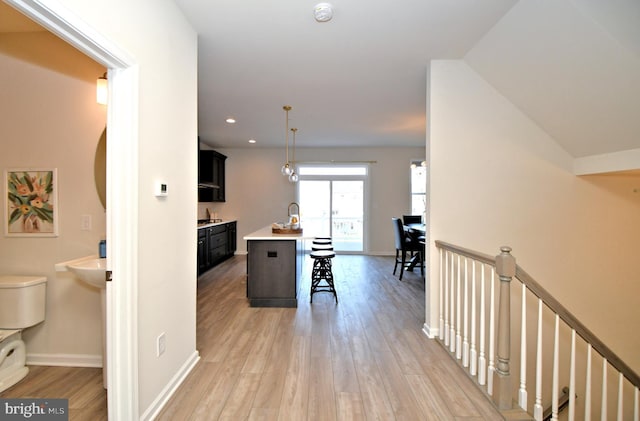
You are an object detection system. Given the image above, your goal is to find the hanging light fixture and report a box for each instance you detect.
[281,105,292,176]
[289,128,299,183]
[96,72,108,105]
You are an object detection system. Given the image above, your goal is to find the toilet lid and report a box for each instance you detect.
[0,275,47,288]
[0,329,21,341]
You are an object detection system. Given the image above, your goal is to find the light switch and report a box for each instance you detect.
[81,214,92,231]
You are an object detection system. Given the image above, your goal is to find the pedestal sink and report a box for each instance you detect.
[66,257,108,388]
[67,258,107,288]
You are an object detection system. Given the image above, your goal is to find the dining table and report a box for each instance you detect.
[405,223,426,272]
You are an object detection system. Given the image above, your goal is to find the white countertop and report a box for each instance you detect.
[197,219,236,229]
[244,225,315,241]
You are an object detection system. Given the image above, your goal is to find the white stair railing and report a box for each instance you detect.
[435,241,640,420]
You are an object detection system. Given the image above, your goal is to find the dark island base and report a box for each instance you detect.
[249,297,297,308]
[246,239,303,308]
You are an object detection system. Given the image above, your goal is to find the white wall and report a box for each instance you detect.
[0,32,106,363]
[199,146,425,255]
[52,0,198,416]
[427,60,640,373]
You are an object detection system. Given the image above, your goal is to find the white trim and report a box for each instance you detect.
[27,353,102,368]
[365,251,395,257]
[422,323,439,339]
[139,351,200,421]
[573,148,640,175]
[3,0,134,68]
[106,65,140,421]
[7,1,139,420]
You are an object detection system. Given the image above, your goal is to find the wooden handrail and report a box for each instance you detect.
[435,240,496,266]
[434,240,640,389]
[515,265,640,388]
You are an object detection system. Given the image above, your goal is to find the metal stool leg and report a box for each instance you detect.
[310,254,338,304]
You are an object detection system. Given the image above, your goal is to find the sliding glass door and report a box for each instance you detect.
[297,165,367,253]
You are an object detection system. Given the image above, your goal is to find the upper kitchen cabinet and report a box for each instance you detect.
[198,150,226,202]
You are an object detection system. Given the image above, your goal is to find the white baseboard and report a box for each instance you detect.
[364,251,395,256]
[422,323,439,339]
[140,350,200,421]
[27,353,102,368]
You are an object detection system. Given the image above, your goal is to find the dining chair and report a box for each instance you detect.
[392,217,424,280]
[402,214,422,225]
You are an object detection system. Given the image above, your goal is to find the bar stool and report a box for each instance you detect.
[311,243,333,251]
[310,250,338,303]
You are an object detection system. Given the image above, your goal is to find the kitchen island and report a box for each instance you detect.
[243,226,313,307]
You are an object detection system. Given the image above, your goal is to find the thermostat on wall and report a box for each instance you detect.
[155,182,168,197]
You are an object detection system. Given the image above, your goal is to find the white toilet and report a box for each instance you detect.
[0,275,47,393]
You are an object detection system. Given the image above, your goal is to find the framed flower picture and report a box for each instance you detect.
[4,168,59,237]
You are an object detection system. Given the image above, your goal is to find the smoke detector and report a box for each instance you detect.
[314,3,333,22]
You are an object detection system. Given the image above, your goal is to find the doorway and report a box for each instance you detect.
[7,0,140,419]
[296,164,368,253]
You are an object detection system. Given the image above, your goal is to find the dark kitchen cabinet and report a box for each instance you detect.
[208,224,227,266]
[198,150,226,202]
[226,221,237,255]
[197,221,237,275]
[197,229,207,274]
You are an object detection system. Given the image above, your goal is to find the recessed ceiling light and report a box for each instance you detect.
[248,139,256,144]
[225,117,236,124]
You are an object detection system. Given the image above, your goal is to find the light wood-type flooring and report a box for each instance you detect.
[1,254,502,420]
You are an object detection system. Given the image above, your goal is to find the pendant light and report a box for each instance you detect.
[281,105,292,176]
[288,128,299,183]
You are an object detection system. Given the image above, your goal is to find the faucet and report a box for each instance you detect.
[288,202,300,227]
[288,202,299,217]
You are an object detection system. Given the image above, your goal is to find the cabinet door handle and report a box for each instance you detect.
[267,251,278,258]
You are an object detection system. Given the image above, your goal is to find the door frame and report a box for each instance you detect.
[6,1,139,419]
[296,164,370,253]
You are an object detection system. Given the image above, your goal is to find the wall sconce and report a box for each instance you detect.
[96,72,107,105]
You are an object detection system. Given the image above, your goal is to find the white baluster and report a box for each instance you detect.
[602,358,608,421]
[487,267,496,396]
[456,254,462,360]
[470,260,477,376]
[518,282,527,410]
[478,263,486,386]
[444,251,450,346]
[463,257,469,367]
[533,299,543,421]
[450,253,455,353]
[569,329,576,421]
[439,248,444,341]
[585,345,592,421]
[617,372,623,421]
[552,314,559,421]
[634,387,638,421]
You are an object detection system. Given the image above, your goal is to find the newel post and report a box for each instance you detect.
[493,246,516,410]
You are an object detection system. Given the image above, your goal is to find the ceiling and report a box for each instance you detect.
[3,1,639,162]
[172,0,640,159]
[174,0,517,149]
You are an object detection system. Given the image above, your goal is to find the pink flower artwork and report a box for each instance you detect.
[5,169,58,237]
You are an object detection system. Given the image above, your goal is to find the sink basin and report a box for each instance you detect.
[67,258,107,289]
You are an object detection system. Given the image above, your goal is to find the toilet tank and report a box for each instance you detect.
[0,275,47,329]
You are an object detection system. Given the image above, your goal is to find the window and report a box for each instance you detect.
[297,164,368,253]
[411,161,426,216]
